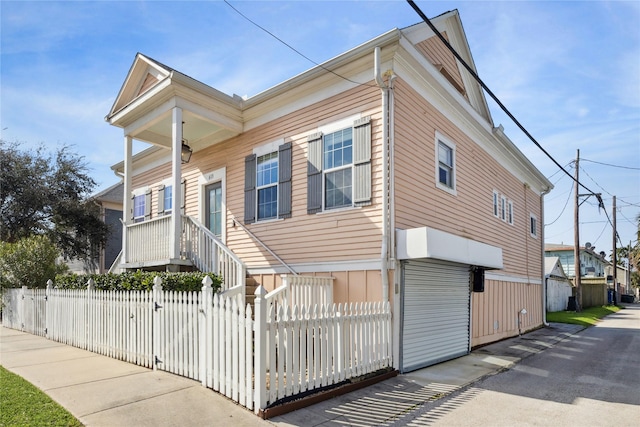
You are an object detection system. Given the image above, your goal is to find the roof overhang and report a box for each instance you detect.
[105,54,243,153]
[397,227,503,269]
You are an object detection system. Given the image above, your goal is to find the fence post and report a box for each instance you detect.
[86,279,95,351]
[200,276,213,386]
[20,285,27,331]
[253,285,267,414]
[152,276,163,371]
[45,280,53,339]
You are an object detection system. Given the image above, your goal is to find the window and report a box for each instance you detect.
[435,133,456,194]
[500,196,507,221]
[256,152,278,220]
[324,128,353,209]
[493,191,499,218]
[244,142,292,224]
[507,200,514,225]
[131,189,150,223]
[307,116,372,214]
[133,194,145,222]
[158,185,173,215]
[530,214,538,238]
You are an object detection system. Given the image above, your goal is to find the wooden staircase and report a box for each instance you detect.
[245,275,260,307]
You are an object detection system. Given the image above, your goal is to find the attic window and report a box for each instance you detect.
[434,64,465,95]
[137,73,159,96]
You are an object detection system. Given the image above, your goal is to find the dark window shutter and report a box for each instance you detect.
[307,132,323,214]
[130,193,135,221]
[278,142,292,219]
[144,189,152,220]
[353,116,372,206]
[157,185,165,215]
[181,179,186,215]
[244,154,257,224]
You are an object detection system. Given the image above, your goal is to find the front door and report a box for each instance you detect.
[205,182,222,238]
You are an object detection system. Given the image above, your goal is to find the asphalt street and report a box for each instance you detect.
[389,304,640,427]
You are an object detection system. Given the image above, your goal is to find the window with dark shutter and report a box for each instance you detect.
[306,115,372,213]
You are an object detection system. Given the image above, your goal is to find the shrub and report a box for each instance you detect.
[0,236,68,289]
[53,271,222,293]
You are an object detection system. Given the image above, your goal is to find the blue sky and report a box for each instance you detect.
[1,0,639,256]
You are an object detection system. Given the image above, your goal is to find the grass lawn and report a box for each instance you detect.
[0,365,83,427]
[546,305,621,327]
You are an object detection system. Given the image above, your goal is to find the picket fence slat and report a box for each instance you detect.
[2,281,392,414]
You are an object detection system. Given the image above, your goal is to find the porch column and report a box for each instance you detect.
[170,107,183,261]
[122,135,133,264]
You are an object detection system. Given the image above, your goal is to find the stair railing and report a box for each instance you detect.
[182,215,246,294]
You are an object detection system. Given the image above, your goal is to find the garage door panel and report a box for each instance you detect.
[401,259,471,372]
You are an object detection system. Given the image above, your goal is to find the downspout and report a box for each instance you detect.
[541,186,552,326]
[375,46,390,302]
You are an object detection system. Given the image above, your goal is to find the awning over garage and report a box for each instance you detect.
[396,227,503,269]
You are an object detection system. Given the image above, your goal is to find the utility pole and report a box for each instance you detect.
[574,149,581,311]
[612,195,617,304]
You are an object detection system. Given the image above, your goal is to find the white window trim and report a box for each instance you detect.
[500,195,507,221]
[253,138,284,157]
[492,190,500,218]
[322,127,355,211]
[160,178,173,214]
[198,167,226,243]
[132,186,149,222]
[256,151,279,221]
[435,131,457,195]
[530,213,538,238]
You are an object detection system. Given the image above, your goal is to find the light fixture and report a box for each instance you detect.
[180,121,192,163]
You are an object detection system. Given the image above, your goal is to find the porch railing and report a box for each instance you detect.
[126,216,172,263]
[266,275,334,312]
[124,215,246,293]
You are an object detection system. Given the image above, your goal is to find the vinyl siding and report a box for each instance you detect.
[471,279,543,347]
[131,83,384,269]
[393,78,543,280]
[414,32,467,99]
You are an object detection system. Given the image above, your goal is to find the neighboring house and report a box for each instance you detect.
[545,243,608,278]
[106,10,551,373]
[544,257,573,312]
[605,263,631,296]
[62,182,124,274]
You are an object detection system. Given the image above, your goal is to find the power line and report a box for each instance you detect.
[405,0,599,198]
[223,0,377,88]
[582,158,640,170]
[545,180,573,226]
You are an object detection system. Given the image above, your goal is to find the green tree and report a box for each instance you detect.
[0,236,68,288]
[0,141,108,264]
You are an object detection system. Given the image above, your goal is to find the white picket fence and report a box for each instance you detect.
[1,277,392,414]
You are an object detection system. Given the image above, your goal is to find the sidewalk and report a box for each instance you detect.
[268,322,586,426]
[0,327,271,427]
[1,321,585,427]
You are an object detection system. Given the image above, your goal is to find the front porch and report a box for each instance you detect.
[120,214,246,291]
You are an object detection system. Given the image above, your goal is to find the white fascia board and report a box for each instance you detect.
[107,79,174,126]
[396,227,503,269]
[395,40,550,194]
[244,28,400,108]
[111,145,168,176]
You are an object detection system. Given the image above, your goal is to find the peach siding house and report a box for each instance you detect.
[106,10,551,372]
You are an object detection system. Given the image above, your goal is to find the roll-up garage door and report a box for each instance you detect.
[401,258,471,372]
